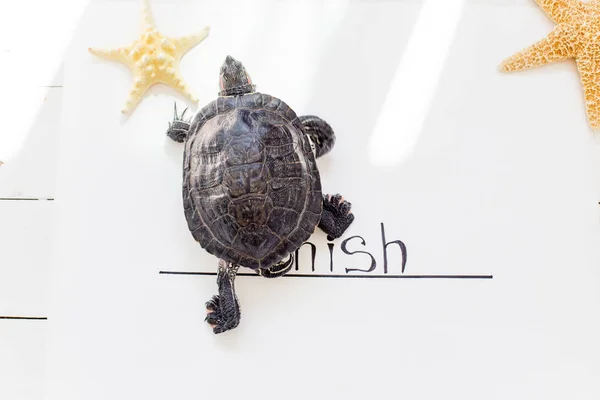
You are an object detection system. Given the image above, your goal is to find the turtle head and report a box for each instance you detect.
[219,55,256,97]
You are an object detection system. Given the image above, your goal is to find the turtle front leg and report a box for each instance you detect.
[205,260,241,334]
[166,102,192,143]
[318,194,355,241]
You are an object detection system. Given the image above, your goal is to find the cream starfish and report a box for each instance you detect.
[89,0,209,114]
[500,0,600,130]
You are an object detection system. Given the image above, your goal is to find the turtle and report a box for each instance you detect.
[166,55,355,334]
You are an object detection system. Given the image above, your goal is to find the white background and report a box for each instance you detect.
[1,1,600,399]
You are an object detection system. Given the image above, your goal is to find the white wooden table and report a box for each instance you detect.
[1,1,600,399]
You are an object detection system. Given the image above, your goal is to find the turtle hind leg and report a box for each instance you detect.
[205,260,241,334]
[257,254,294,278]
[166,102,191,143]
[318,193,355,241]
[299,115,335,158]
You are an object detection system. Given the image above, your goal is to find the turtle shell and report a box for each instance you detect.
[181,92,323,270]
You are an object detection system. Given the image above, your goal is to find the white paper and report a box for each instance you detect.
[0,201,53,316]
[0,321,46,400]
[46,1,600,399]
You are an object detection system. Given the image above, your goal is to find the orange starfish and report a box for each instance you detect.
[501,0,600,130]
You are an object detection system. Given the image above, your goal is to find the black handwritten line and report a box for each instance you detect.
[0,198,55,201]
[0,316,47,320]
[159,271,493,279]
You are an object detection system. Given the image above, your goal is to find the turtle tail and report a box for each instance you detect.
[166,103,192,143]
[299,115,336,158]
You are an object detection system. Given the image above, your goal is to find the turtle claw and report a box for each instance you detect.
[319,193,355,241]
[329,194,351,212]
[205,295,220,311]
[205,304,239,334]
[339,200,352,215]
[205,309,222,325]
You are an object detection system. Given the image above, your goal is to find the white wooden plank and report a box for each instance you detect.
[0,322,46,400]
[593,138,600,202]
[0,0,86,198]
[45,2,600,400]
[0,0,88,87]
[0,52,64,88]
[0,88,61,198]
[0,201,53,316]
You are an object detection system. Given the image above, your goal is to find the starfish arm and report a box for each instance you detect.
[576,54,600,130]
[140,0,156,33]
[161,70,198,103]
[500,24,576,72]
[89,46,132,65]
[174,81,198,104]
[535,0,578,23]
[171,26,210,56]
[121,76,153,114]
